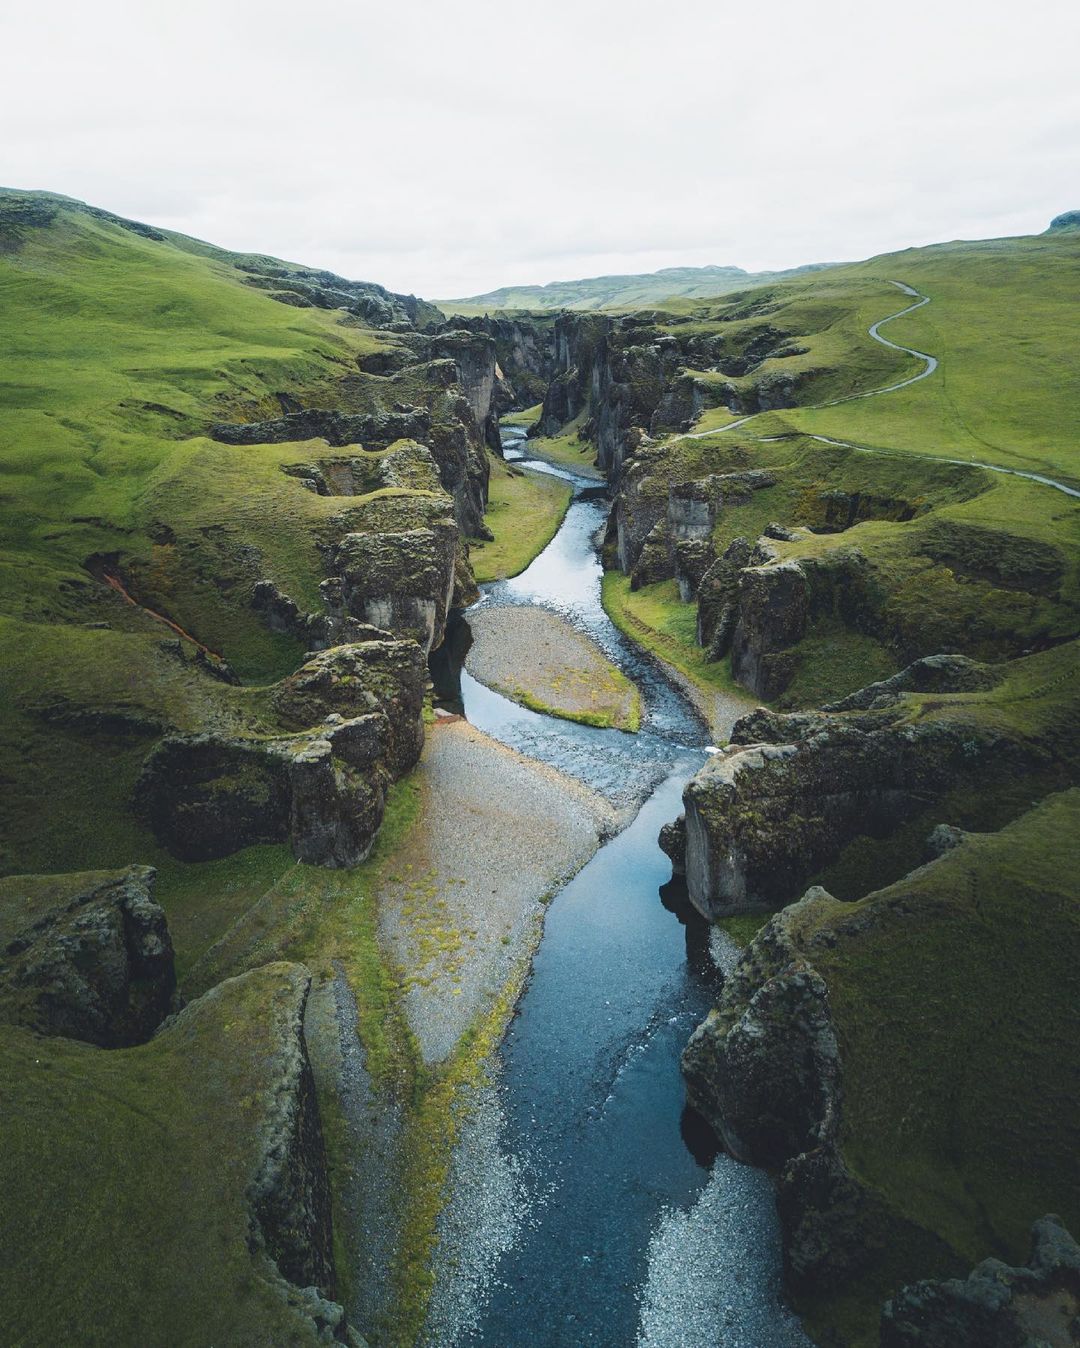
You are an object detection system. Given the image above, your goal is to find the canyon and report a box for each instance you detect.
[1,189,1078,1348]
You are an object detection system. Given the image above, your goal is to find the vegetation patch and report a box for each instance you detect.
[467,604,641,732]
[799,791,1080,1345]
[469,457,571,582]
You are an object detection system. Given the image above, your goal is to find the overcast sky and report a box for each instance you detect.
[2,1,1078,298]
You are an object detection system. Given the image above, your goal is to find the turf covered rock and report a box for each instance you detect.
[0,866,176,1047]
[0,960,365,1345]
[137,722,393,868]
[881,1214,1080,1347]
[270,638,426,776]
[326,522,460,656]
[679,706,1036,917]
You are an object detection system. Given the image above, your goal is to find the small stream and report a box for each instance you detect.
[425,429,808,1346]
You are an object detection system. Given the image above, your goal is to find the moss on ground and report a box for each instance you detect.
[0,962,335,1347]
[795,790,1080,1346]
[469,456,571,582]
[526,414,598,472]
[507,682,641,732]
[601,573,754,724]
[499,403,542,429]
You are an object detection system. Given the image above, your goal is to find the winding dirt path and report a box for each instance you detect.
[823,279,938,403]
[673,280,1080,499]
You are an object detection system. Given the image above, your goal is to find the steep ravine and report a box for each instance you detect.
[419,433,809,1345]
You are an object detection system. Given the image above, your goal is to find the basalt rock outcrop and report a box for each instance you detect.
[324,520,459,656]
[211,326,500,539]
[824,652,1002,711]
[1,958,366,1345]
[0,866,177,1046]
[679,701,1038,918]
[139,627,427,868]
[881,1214,1080,1347]
[236,257,440,332]
[682,887,880,1291]
[271,639,426,776]
[616,466,780,593]
[140,717,389,868]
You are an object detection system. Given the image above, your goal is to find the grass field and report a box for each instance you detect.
[469,457,572,582]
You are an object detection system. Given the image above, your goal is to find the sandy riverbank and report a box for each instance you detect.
[377,717,618,1065]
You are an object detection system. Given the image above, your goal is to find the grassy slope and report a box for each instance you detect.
[437,262,835,315]
[0,197,392,668]
[526,415,601,472]
[779,235,1080,484]
[469,456,571,582]
[499,402,542,429]
[0,196,434,881]
[593,231,1080,711]
[0,962,332,1347]
[602,574,752,708]
[795,788,1080,1346]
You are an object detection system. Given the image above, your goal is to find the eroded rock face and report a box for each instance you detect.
[168,962,363,1343]
[432,329,501,450]
[240,964,337,1298]
[683,960,839,1166]
[326,521,459,656]
[680,709,1035,917]
[0,867,176,1046]
[681,888,881,1291]
[138,718,393,869]
[658,814,687,874]
[271,640,426,777]
[881,1214,1080,1347]
[824,653,1002,711]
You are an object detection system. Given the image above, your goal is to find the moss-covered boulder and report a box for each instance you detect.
[137,721,391,868]
[270,639,426,777]
[326,522,459,656]
[0,866,176,1047]
[881,1215,1080,1347]
[680,704,1039,917]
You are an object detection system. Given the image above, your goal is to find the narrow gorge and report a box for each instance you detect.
[1,189,1078,1348]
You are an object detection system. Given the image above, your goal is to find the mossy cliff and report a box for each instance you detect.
[681,791,1080,1346]
[0,953,364,1346]
[0,188,499,881]
[0,188,519,1344]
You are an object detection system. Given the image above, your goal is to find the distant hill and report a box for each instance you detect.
[438,261,836,315]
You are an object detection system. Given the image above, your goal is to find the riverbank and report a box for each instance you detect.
[602,573,755,741]
[378,717,617,1066]
[471,457,572,582]
[466,605,642,731]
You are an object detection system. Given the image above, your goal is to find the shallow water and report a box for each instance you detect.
[424,436,808,1347]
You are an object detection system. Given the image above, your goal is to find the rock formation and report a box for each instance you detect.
[881,1214,1080,1347]
[678,697,1037,918]
[0,866,176,1046]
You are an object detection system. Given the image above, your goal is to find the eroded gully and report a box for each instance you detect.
[423,429,809,1347]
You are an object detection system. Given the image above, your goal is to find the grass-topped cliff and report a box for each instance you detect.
[0,188,526,1345]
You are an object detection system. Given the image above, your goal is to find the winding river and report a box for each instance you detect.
[425,430,809,1346]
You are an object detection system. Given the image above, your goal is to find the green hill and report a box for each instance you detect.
[438,260,835,315]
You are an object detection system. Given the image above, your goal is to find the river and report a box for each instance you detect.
[424,428,809,1347]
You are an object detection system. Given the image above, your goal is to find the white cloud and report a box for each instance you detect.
[2,0,1078,296]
